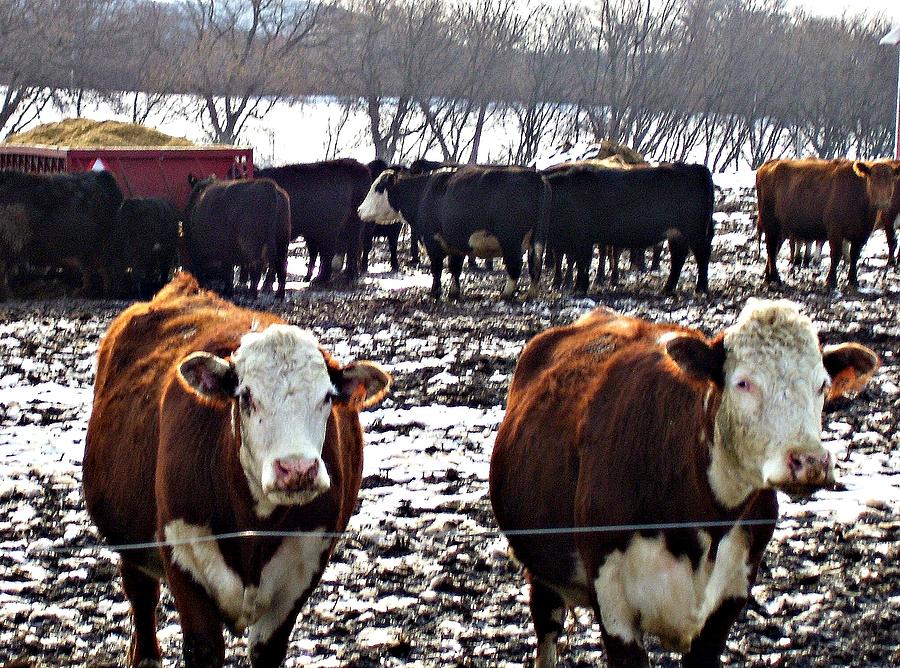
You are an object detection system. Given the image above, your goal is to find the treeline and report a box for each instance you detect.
[0,0,895,168]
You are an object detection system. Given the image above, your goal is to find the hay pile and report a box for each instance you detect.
[5,118,193,147]
[587,139,646,164]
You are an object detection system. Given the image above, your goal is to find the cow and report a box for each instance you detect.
[358,166,550,300]
[255,160,370,285]
[544,162,714,294]
[756,158,900,289]
[875,160,900,266]
[115,197,181,298]
[83,272,391,667]
[185,175,291,299]
[490,298,878,668]
[361,159,406,274]
[0,169,123,298]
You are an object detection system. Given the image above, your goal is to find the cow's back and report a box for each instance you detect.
[84,274,282,559]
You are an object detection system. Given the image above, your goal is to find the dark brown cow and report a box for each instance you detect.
[490,299,878,667]
[185,176,291,299]
[756,158,900,289]
[255,160,370,285]
[83,273,390,667]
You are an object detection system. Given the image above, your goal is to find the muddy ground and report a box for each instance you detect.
[0,188,898,667]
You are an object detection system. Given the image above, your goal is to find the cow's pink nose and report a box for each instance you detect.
[787,450,833,486]
[273,457,320,492]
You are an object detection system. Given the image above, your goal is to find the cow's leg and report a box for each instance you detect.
[574,252,591,294]
[847,239,863,289]
[121,561,161,667]
[361,222,374,274]
[630,247,646,272]
[763,229,784,285]
[529,579,566,668]
[593,245,608,288]
[313,250,335,286]
[427,247,445,298]
[610,247,621,285]
[448,254,464,299]
[467,255,481,272]
[663,237,689,294]
[248,263,263,299]
[887,221,898,266]
[409,227,420,267]
[551,249,563,289]
[388,225,400,272]
[342,214,363,284]
[826,235,842,290]
[691,239,711,293]
[165,566,225,667]
[651,243,662,271]
[681,597,746,668]
[305,241,318,282]
[501,248,523,300]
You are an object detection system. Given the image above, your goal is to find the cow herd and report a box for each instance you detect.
[1,155,898,301]
[81,272,880,667]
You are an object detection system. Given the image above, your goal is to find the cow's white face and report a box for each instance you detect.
[177,324,391,516]
[358,170,400,223]
[231,325,334,509]
[664,298,878,508]
[715,300,833,501]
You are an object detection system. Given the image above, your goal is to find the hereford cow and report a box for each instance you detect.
[115,197,181,298]
[255,160,370,285]
[490,299,878,667]
[358,165,550,300]
[544,162,713,294]
[185,175,291,299]
[756,158,900,289]
[83,273,390,667]
[0,169,123,298]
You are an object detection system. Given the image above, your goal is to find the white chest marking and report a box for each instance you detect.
[165,520,332,640]
[593,528,750,652]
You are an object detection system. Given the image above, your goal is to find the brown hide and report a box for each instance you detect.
[756,158,900,288]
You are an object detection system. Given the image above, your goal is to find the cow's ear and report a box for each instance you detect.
[664,333,726,386]
[178,352,238,400]
[822,343,879,403]
[328,362,391,409]
[893,164,900,177]
[852,161,871,177]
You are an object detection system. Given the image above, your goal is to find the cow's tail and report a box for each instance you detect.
[703,167,715,249]
[530,175,552,281]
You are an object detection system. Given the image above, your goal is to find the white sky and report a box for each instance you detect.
[534,0,900,25]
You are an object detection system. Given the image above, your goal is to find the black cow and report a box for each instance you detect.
[255,159,370,285]
[115,197,181,298]
[358,166,550,300]
[185,175,291,299]
[545,163,714,294]
[0,169,123,298]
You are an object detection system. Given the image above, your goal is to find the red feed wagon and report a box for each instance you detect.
[0,145,254,212]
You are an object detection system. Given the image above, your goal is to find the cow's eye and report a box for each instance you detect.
[735,378,754,392]
[818,379,830,395]
[239,388,254,411]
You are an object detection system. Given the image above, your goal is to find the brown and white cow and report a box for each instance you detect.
[83,272,390,667]
[756,158,900,289]
[490,299,878,667]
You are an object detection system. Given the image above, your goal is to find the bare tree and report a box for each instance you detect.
[179,0,327,144]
